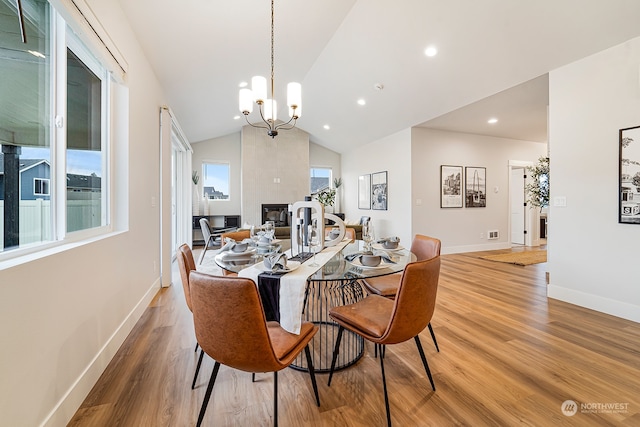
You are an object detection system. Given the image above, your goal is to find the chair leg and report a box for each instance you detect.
[194,342,199,352]
[192,348,205,389]
[304,345,320,406]
[252,373,256,382]
[327,326,345,386]
[414,336,435,391]
[196,361,220,427]
[428,322,440,352]
[274,371,278,427]
[379,345,392,427]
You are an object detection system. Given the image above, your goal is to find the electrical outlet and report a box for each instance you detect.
[480,232,484,239]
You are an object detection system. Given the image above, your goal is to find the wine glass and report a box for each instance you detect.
[362,221,374,251]
[264,221,275,240]
[307,220,321,267]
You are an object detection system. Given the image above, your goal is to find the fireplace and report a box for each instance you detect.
[261,204,290,226]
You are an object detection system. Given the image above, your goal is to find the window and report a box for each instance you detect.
[310,167,332,193]
[202,162,230,200]
[0,0,114,255]
[33,178,50,196]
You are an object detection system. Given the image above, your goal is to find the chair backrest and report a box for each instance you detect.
[177,244,196,312]
[410,234,441,261]
[381,256,441,345]
[221,229,251,242]
[199,218,212,242]
[189,272,282,373]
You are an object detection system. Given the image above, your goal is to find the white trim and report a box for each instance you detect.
[441,241,511,254]
[49,0,128,79]
[548,284,640,323]
[40,278,160,427]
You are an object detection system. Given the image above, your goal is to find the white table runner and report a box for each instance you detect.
[239,239,350,334]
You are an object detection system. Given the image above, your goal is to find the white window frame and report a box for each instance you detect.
[0,1,123,264]
[202,161,231,201]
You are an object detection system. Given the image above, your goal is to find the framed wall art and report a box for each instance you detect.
[465,166,486,208]
[619,125,640,223]
[371,171,388,210]
[358,174,371,209]
[440,165,463,208]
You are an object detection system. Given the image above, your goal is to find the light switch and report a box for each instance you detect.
[416,198,422,206]
[553,196,566,207]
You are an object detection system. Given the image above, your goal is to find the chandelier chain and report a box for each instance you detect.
[270,0,275,101]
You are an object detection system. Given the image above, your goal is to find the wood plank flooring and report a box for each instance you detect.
[68,247,640,426]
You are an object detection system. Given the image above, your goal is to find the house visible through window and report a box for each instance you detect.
[310,167,332,194]
[202,162,230,200]
[33,178,50,196]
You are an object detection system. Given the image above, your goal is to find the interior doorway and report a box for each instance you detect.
[510,167,526,245]
[508,160,540,247]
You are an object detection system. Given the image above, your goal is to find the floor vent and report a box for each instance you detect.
[488,230,499,240]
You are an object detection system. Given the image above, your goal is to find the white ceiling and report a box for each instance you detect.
[118,0,640,153]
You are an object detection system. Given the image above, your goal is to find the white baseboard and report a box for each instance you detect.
[547,284,640,323]
[41,278,161,427]
[442,242,511,255]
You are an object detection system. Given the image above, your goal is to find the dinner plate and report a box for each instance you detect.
[256,260,301,273]
[371,243,405,252]
[347,258,391,270]
[257,238,282,247]
[221,247,256,259]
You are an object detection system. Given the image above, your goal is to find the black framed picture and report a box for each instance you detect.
[358,174,371,209]
[371,171,388,210]
[465,166,486,208]
[620,125,640,223]
[440,165,463,208]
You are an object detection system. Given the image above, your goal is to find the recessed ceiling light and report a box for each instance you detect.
[323,124,330,130]
[424,46,438,57]
[488,118,498,124]
[357,99,366,106]
[238,81,248,88]
[233,115,241,120]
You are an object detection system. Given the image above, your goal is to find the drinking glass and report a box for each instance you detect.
[362,221,374,251]
[264,221,275,239]
[307,220,321,267]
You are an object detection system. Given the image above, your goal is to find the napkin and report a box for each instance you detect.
[220,238,252,252]
[377,236,400,244]
[344,251,396,264]
[263,253,288,271]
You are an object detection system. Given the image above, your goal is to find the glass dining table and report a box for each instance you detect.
[215,239,416,373]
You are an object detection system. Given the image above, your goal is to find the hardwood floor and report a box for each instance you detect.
[68,248,640,426]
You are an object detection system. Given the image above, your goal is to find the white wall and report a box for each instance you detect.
[411,128,546,253]
[341,129,413,244]
[191,131,242,220]
[547,36,640,322]
[0,2,168,425]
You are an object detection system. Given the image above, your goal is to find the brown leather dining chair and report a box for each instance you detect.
[327,256,441,427]
[362,234,442,352]
[220,229,251,242]
[189,271,320,427]
[176,244,206,389]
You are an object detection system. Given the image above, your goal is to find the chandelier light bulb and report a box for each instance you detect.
[251,76,267,103]
[239,88,253,114]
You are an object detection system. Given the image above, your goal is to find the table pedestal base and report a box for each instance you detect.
[291,278,364,373]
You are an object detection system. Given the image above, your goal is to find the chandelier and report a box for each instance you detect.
[238,0,301,138]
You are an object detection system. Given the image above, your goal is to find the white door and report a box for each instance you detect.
[511,168,525,245]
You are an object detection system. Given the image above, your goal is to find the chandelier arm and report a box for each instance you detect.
[243,114,271,130]
[274,117,297,131]
[256,103,275,131]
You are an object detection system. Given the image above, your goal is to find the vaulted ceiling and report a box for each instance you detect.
[119,0,640,153]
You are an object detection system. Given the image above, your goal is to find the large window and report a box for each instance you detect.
[202,162,230,200]
[0,0,112,255]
